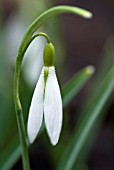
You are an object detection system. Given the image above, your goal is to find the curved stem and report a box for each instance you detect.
[14,33,50,170]
[26,33,50,50]
[13,5,92,170]
[23,32,51,58]
[14,32,51,111]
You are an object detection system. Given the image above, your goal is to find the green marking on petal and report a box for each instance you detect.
[44,67,49,89]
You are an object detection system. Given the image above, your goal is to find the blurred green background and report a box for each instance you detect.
[0,0,114,170]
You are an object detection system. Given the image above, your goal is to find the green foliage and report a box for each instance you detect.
[57,65,114,170]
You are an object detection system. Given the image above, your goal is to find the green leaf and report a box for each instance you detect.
[57,65,114,170]
[0,66,94,170]
[62,65,95,107]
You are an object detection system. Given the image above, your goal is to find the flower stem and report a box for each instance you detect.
[14,33,51,170]
[16,109,30,170]
[14,64,30,170]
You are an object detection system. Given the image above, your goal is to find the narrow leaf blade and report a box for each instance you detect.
[62,65,95,107]
[57,65,114,170]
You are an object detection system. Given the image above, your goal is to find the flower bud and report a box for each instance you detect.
[43,43,55,66]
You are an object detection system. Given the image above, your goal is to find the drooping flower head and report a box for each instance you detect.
[27,42,63,145]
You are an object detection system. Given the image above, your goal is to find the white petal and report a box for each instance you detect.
[23,36,46,86]
[44,67,63,145]
[27,68,44,143]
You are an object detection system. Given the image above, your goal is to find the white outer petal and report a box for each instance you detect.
[27,68,44,143]
[44,66,63,145]
[23,36,46,86]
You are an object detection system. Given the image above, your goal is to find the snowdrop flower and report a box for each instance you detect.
[27,43,63,145]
